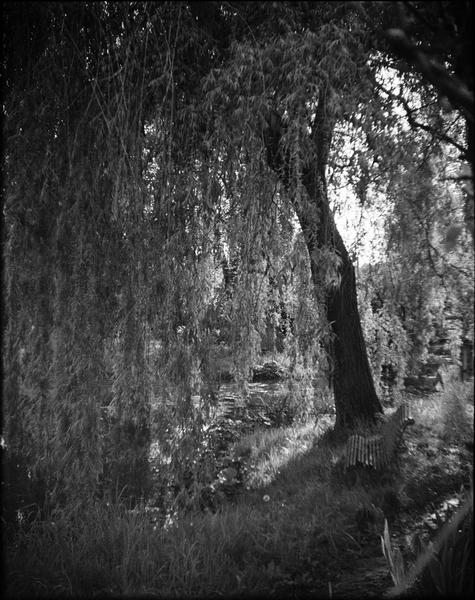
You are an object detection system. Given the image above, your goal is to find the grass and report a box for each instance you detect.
[4,420,355,598]
[4,380,474,598]
[232,419,333,488]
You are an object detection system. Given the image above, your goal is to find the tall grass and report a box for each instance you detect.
[410,379,474,443]
[5,421,354,598]
[232,421,331,488]
[5,381,473,598]
[5,489,342,598]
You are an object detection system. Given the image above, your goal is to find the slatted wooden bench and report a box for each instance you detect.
[344,403,415,471]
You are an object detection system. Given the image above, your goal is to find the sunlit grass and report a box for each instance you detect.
[232,421,330,488]
[410,379,474,441]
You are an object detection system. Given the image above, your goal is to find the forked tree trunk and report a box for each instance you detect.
[264,100,383,430]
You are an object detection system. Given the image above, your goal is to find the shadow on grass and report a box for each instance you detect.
[4,382,473,599]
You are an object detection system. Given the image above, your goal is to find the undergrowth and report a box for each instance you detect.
[4,381,474,598]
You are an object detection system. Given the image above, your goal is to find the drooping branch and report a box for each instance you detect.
[262,109,289,187]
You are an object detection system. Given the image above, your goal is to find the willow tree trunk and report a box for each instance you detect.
[265,101,383,430]
[299,166,383,430]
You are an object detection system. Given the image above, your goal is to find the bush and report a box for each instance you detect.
[440,380,473,444]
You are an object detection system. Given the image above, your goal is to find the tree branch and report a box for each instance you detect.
[385,27,474,121]
[376,81,469,157]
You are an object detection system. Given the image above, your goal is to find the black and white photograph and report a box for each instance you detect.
[2,1,473,598]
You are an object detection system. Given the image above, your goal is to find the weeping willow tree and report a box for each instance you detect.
[3,1,297,510]
[5,1,471,513]
[0,2,388,514]
[201,1,388,429]
[204,1,472,428]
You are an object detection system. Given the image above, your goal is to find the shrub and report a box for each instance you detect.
[440,380,474,445]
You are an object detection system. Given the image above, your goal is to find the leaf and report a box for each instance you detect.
[392,547,406,586]
[381,519,406,586]
[428,555,446,594]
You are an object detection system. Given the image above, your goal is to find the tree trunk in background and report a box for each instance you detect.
[265,97,383,430]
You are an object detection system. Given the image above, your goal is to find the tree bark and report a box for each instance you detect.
[298,173,383,430]
[264,97,383,430]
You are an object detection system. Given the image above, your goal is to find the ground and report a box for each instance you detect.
[206,384,473,598]
[4,382,473,598]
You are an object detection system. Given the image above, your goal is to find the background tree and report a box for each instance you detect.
[378,0,474,237]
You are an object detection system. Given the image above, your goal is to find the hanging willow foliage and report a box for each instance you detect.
[3,2,158,507]
[3,2,329,512]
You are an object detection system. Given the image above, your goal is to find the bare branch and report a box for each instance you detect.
[385,27,474,121]
[376,81,469,157]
